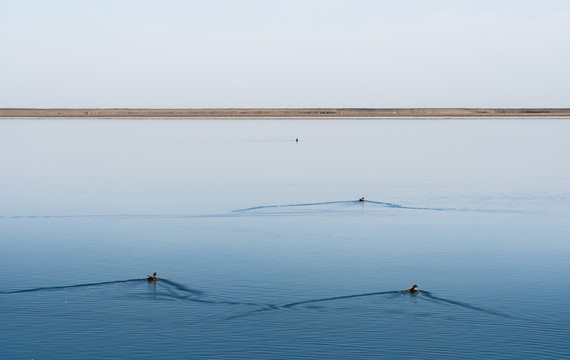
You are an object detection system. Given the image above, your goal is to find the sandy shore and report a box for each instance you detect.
[2,108,570,119]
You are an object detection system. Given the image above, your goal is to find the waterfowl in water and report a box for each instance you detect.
[408,284,419,293]
[359,197,365,202]
[147,272,157,281]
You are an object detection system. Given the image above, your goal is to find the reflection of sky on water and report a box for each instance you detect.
[1,119,569,217]
[1,119,569,359]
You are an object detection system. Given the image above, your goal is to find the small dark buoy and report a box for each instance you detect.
[359,197,365,202]
[408,284,419,293]
[296,138,298,142]
[147,272,157,281]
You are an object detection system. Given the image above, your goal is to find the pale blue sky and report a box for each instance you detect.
[1,0,569,108]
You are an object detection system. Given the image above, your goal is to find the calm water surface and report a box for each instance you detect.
[1,119,569,359]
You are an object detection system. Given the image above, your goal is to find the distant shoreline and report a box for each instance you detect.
[2,108,570,119]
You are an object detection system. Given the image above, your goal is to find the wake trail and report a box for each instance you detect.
[224,289,516,321]
[224,290,403,320]
[0,279,143,294]
[0,199,529,220]
[1,280,519,321]
[420,291,517,319]
[158,279,204,296]
[281,290,401,309]
[233,201,350,212]
[0,278,263,309]
[233,200,525,215]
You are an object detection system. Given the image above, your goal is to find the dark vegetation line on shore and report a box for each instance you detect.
[2,108,570,119]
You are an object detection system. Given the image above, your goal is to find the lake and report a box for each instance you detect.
[1,119,569,359]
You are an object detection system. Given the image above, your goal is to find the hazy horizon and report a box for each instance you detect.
[2,0,570,108]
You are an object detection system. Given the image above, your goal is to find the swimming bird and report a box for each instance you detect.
[147,272,157,281]
[359,197,365,202]
[408,284,419,293]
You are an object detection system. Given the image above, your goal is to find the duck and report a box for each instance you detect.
[147,272,157,281]
[359,197,365,202]
[408,284,419,293]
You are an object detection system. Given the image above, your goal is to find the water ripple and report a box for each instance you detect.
[0,199,530,220]
[234,199,528,214]
[223,289,515,321]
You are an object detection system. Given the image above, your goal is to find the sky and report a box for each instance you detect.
[1,0,569,108]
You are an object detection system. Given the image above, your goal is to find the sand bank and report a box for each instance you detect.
[2,108,570,119]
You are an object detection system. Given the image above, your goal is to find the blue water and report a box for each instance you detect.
[1,119,570,359]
